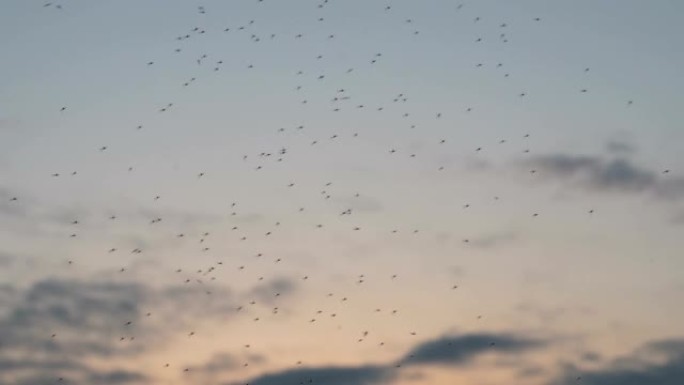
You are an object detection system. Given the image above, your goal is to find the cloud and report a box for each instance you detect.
[225,365,393,385]
[522,154,684,199]
[551,338,684,385]
[185,352,266,381]
[0,279,148,357]
[399,333,543,366]
[0,357,88,372]
[228,332,544,385]
[0,276,295,385]
[86,370,148,384]
[245,277,297,306]
[0,354,148,385]
[4,369,148,385]
[580,352,602,363]
[157,283,237,324]
[528,155,654,191]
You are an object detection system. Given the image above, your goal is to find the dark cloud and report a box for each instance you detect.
[523,154,683,199]
[158,283,237,322]
[86,370,148,384]
[0,357,88,372]
[229,332,543,385]
[527,155,653,190]
[5,369,148,385]
[0,277,295,385]
[11,374,74,385]
[186,352,266,380]
[551,338,684,385]
[0,279,148,357]
[580,352,602,363]
[0,355,147,385]
[225,365,393,385]
[245,277,297,306]
[400,333,543,366]
[584,157,656,190]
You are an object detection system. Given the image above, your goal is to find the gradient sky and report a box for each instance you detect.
[1,1,684,385]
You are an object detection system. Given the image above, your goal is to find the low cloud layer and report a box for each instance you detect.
[227,332,544,385]
[0,276,296,385]
[551,338,684,385]
[226,365,392,385]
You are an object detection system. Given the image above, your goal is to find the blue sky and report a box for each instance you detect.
[1,1,684,385]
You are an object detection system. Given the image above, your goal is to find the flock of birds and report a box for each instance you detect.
[4,1,675,385]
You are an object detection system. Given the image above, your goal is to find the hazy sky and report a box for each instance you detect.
[1,1,684,385]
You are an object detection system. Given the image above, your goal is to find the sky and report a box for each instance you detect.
[1,0,684,384]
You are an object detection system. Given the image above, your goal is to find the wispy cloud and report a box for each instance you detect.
[521,154,683,200]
